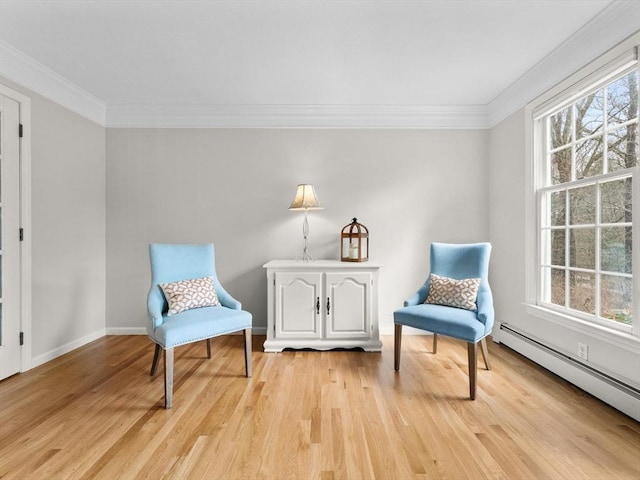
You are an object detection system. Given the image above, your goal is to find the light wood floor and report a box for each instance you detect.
[1,334,639,479]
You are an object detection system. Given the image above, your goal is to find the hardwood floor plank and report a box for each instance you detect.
[1,334,639,479]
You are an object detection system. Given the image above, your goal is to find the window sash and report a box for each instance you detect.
[538,179,634,334]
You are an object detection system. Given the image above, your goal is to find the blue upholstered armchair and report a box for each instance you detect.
[393,242,493,400]
[147,243,252,408]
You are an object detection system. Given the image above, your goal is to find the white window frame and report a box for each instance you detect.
[525,34,640,348]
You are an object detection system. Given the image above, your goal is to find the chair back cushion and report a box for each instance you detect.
[148,243,218,325]
[430,242,490,287]
[429,242,491,313]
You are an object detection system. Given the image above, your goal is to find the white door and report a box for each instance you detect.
[0,94,22,380]
[325,272,372,339]
[275,271,323,339]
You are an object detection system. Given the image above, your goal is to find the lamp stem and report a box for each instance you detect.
[301,209,314,262]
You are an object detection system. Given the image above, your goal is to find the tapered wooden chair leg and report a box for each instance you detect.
[433,333,438,354]
[150,344,161,376]
[480,338,491,370]
[394,324,402,371]
[244,328,252,377]
[206,338,212,359]
[467,342,477,400]
[164,347,174,409]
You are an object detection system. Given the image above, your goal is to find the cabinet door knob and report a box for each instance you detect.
[326,297,331,315]
[316,297,320,314]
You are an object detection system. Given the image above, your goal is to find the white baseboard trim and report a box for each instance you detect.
[106,327,147,335]
[499,324,640,422]
[252,326,267,335]
[30,328,105,369]
[380,325,434,336]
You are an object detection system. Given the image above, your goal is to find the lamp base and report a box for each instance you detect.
[296,252,317,262]
[296,210,317,262]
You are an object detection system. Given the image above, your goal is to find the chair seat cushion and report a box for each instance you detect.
[153,305,252,349]
[394,304,487,343]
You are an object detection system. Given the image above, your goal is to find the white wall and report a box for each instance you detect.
[488,110,527,334]
[489,108,640,390]
[106,128,489,334]
[0,77,106,365]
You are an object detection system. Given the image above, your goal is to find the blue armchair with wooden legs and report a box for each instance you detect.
[147,243,252,408]
[393,242,493,400]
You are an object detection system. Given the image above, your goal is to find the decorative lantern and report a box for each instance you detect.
[341,218,369,262]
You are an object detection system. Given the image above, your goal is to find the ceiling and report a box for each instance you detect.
[0,0,628,127]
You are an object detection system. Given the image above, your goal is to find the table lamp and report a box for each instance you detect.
[289,184,323,261]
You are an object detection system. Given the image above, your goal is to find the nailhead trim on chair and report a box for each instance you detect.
[150,327,251,349]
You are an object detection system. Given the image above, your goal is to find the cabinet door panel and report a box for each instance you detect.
[275,272,322,339]
[325,272,371,339]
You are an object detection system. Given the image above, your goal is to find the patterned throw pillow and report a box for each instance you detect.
[425,273,481,311]
[159,276,220,316]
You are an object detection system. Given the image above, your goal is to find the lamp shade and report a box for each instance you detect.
[289,184,323,210]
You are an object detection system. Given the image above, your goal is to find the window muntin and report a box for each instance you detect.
[538,66,638,333]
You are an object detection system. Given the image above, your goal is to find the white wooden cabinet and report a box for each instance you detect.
[263,260,382,352]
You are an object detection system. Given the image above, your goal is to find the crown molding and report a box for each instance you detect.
[1,1,637,129]
[488,0,640,127]
[105,104,489,129]
[0,40,106,126]
[0,36,488,129]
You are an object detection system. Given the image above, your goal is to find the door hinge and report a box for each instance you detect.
[19,124,23,138]
[19,228,24,241]
[19,332,24,346]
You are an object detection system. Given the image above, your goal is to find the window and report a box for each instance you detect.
[534,60,638,334]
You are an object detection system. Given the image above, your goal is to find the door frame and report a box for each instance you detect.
[0,83,32,373]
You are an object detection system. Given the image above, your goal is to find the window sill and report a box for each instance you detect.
[524,304,640,354]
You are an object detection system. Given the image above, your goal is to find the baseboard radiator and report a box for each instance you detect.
[499,324,640,422]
